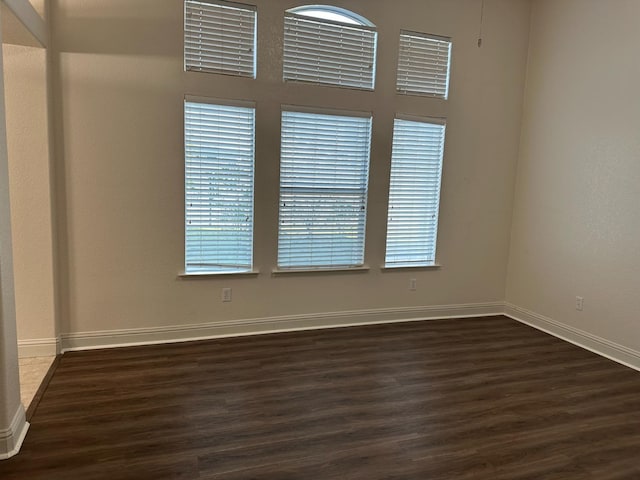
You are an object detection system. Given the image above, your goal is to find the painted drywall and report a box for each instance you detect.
[0,7,25,454]
[3,41,56,344]
[1,0,46,47]
[50,0,530,336]
[507,0,640,352]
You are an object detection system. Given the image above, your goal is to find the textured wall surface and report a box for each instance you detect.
[4,41,56,342]
[0,7,23,452]
[507,0,640,352]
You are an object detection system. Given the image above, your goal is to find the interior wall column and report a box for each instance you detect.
[0,4,28,459]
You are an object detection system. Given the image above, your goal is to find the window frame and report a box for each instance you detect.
[288,5,375,27]
[184,0,258,78]
[183,96,257,275]
[383,114,447,269]
[283,6,378,91]
[277,106,373,271]
[396,29,452,99]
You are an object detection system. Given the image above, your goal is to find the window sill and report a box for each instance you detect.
[272,265,370,276]
[380,264,441,272]
[178,270,260,279]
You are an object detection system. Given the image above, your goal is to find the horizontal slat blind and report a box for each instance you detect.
[283,13,377,90]
[397,31,452,98]
[385,118,446,268]
[278,110,372,269]
[185,0,256,77]
[185,101,255,273]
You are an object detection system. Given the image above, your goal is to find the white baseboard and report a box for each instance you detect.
[56,301,640,372]
[504,303,640,372]
[18,337,60,358]
[61,302,503,352]
[0,405,29,460]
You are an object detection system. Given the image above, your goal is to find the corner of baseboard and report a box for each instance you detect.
[0,405,29,461]
[504,302,640,372]
[18,337,60,358]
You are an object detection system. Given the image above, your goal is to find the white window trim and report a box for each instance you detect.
[271,265,370,276]
[396,113,446,125]
[286,9,377,30]
[178,270,260,278]
[281,104,373,119]
[380,264,441,272]
[184,95,255,108]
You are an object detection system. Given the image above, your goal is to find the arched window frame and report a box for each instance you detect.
[283,4,378,90]
[288,5,375,27]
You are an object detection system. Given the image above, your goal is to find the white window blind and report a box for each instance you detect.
[384,117,446,268]
[184,0,257,78]
[397,30,452,98]
[283,12,377,90]
[185,100,255,273]
[278,110,372,269]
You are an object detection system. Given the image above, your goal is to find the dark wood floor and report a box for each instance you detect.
[1,315,639,479]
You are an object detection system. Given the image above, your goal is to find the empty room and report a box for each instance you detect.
[0,0,639,478]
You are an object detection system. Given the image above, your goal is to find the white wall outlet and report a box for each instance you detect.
[409,278,417,291]
[575,296,584,311]
[222,287,232,303]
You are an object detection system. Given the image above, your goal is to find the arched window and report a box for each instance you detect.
[283,5,377,90]
[288,5,374,26]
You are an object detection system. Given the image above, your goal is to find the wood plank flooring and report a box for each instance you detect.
[1,315,639,479]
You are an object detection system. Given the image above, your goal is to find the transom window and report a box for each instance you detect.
[184,0,257,78]
[397,30,452,98]
[283,5,378,90]
[288,5,374,26]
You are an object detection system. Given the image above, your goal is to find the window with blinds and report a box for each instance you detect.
[283,7,377,90]
[184,100,255,273]
[184,0,257,78]
[397,30,452,98]
[384,117,446,268]
[278,109,372,269]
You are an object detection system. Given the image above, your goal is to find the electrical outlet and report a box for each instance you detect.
[409,278,417,291]
[222,288,232,303]
[575,296,583,311]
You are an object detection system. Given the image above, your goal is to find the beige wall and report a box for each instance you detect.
[0,7,24,452]
[3,41,56,343]
[507,0,640,352]
[50,0,530,336]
